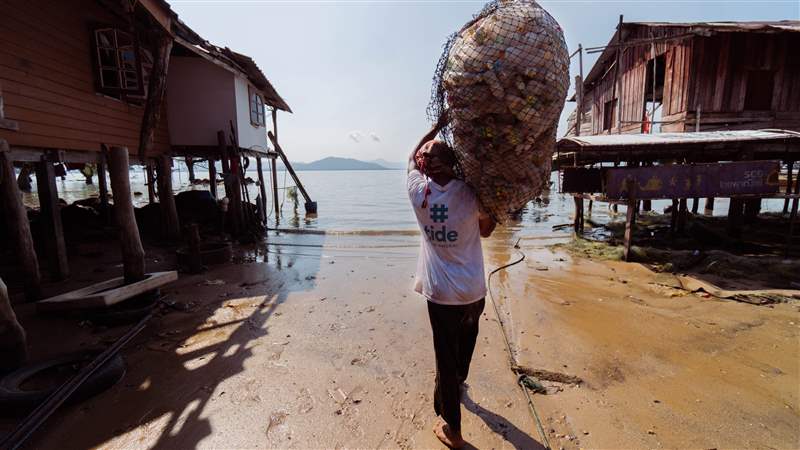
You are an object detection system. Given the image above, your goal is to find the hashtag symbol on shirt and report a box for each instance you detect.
[430,204,448,223]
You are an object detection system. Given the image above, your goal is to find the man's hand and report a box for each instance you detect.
[479,213,496,238]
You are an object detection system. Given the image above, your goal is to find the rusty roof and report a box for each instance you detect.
[557,129,800,152]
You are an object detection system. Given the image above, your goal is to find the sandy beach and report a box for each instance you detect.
[6,225,797,449]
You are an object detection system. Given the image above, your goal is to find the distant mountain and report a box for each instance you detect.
[369,159,406,170]
[276,157,393,171]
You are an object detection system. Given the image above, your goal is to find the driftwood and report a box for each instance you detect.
[0,140,41,300]
[108,146,146,283]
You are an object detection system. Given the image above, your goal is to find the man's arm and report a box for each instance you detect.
[479,213,496,238]
[408,111,449,173]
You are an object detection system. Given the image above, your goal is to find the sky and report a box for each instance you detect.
[169,0,799,163]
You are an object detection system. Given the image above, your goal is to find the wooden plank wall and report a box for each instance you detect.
[689,32,800,114]
[588,25,692,135]
[0,0,170,156]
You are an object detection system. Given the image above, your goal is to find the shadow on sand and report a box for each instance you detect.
[462,390,547,450]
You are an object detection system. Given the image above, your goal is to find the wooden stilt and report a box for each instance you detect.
[256,157,268,224]
[156,155,180,240]
[35,157,69,280]
[677,198,688,233]
[107,146,145,283]
[208,158,217,199]
[744,198,762,223]
[784,161,794,214]
[573,195,584,233]
[670,199,679,234]
[185,156,196,182]
[623,181,637,262]
[0,141,42,300]
[97,152,110,224]
[727,198,744,238]
[704,197,715,215]
[271,156,280,221]
[691,197,699,214]
[788,196,798,256]
[587,199,593,215]
[217,131,231,199]
[146,163,156,204]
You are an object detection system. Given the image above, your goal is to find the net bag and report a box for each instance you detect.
[429,0,569,222]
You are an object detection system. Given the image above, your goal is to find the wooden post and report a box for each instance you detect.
[107,146,145,283]
[623,180,637,261]
[185,156,196,183]
[208,157,218,199]
[256,156,268,224]
[727,198,744,238]
[0,141,42,300]
[156,155,180,240]
[186,223,202,274]
[217,130,231,198]
[704,197,715,215]
[613,15,623,135]
[650,38,656,134]
[787,194,798,256]
[137,32,172,163]
[97,151,111,224]
[691,197,699,214]
[784,161,794,214]
[677,198,688,233]
[670,199,679,234]
[271,156,280,221]
[576,43,584,137]
[35,157,69,280]
[744,198,762,223]
[146,163,156,204]
[573,195,584,233]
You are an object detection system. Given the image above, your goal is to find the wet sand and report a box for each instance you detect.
[9,227,800,449]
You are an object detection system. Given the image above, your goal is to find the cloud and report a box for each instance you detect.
[348,131,363,143]
[369,132,381,142]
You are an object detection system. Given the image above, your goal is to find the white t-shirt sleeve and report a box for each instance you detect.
[407,170,427,207]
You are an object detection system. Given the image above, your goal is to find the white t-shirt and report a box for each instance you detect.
[407,170,486,305]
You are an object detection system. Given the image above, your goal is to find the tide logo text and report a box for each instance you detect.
[423,225,459,243]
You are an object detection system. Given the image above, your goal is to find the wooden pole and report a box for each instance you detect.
[256,156,268,224]
[576,43,583,137]
[650,38,656,134]
[727,198,744,238]
[623,179,637,261]
[613,15,623,135]
[146,163,156,204]
[217,130,231,198]
[691,197,699,214]
[97,151,110,224]
[35,157,69,280]
[573,195,584,233]
[107,147,146,282]
[677,198,688,233]
[0,141,41,300]
[185,156,196,183]
[271,156,280,221]
[137,33,172,163]
[670,199,679,234]
[156,155,180,240]
[208,157,218,199]
[784,161,794,214]
[704,197,715,215]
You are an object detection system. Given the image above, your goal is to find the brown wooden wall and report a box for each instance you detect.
[689,33,800,114]
[0,0,170,156]
[583,26,800,135]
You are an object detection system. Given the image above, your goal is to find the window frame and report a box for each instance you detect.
[249,85,265,127]
[91,26,145,98]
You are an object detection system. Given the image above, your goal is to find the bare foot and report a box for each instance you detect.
[433,418,466,448]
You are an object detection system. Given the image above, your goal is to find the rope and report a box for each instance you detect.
[486,238,551,450]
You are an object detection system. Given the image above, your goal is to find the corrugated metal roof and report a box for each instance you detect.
[557,129,800,150]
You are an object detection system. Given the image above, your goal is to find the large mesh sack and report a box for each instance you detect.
[429,0,569,222]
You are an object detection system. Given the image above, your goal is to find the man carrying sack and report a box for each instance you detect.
[407,112,496,448]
